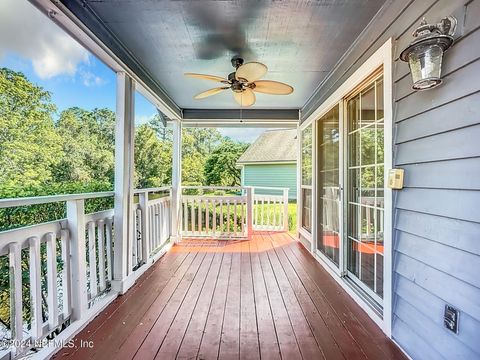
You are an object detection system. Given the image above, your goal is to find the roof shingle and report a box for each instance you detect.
[236,129,297,164]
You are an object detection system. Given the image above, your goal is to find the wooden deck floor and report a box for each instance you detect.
[53,232,406,360]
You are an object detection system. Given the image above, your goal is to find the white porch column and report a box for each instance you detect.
[112,72,135,294]
[171,119,182,242]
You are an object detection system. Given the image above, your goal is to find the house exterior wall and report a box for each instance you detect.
[301,0,480,359]
[242,163,297,200]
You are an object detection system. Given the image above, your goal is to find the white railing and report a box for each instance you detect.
[0,192,114,358]
[180,186,289,239]
[84,209,115,301]
[252,187,289,232]
[181,186,250,239]
[0,184,289,358]
[133,187,172,268]
[0,187,172,359]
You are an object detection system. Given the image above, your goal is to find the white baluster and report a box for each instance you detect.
[139,191,150,262]
[97,220,106,291]
[87,221,98,299]
[105,218,113,282]
[28,237,42,339]
[205,199,209,235]
[233,200,238,236]
[212,199,217,237]
[283,189,289,232]
[60,229,71,318]
[9,243,23,343]
[46,232,59,330]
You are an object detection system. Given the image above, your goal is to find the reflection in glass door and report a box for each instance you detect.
[317,106,340,266]
[346,75,384,302]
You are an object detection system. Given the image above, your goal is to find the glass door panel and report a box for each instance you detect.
[301,125,313,233]
[346,75,384,301]
[317,106,340,266]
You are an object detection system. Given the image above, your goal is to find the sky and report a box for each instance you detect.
[0,0,270,143]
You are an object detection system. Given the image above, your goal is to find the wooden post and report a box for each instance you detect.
[139,190,150,262]
[171,119,182,242]
[283,188,289,232]
[246,187,253,239]
[113,72,135,293]
[67,199,88,321]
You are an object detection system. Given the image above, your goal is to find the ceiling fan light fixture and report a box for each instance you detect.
[187,57,294,107]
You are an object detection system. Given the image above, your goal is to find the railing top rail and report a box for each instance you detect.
[181,186,244,190]
[252,186,289,191]
[0,191,115,209]
[133,186,172,194]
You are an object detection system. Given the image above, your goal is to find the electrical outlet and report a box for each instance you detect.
[444,305,459,334]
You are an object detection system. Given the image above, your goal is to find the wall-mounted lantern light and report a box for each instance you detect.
[400,16,457,90]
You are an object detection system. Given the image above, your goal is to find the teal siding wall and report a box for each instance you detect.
[242,163,297,200]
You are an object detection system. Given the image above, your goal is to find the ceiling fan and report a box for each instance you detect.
[185,57,294,107]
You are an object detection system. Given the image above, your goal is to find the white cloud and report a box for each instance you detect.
[135,113,156,126]
[0,0,89,79]
[219,128,268,143]
[79,70,105,87]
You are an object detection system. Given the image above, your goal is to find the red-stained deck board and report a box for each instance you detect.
[53,233,407,360]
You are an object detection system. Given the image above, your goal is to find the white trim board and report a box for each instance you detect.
[299,38,393,337]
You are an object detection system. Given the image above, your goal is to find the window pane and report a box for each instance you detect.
[317,105,340,265]
[360,84,376,128]
[301,188,312,232]
[301,126,312,186]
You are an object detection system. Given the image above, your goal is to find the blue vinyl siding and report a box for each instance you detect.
[301,0,480,359]
[242,163,297,200]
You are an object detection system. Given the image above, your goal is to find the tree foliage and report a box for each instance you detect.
[0,68,61,188]
[205,139,248,186]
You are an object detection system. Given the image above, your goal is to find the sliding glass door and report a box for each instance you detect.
[346,74,384,302]
[316,106,341,266]
[314,71,385,305]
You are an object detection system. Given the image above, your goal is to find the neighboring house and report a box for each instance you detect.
[237,129,297,200]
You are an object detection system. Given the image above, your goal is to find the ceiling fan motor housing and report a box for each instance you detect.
[229,72,246,92]
[231,56,244,68]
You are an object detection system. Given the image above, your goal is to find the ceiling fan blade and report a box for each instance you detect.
[235,62,268,82]
[233,88,256,107]
[194,87,228,99]
[185,73,228,83]
[252,80,294,95]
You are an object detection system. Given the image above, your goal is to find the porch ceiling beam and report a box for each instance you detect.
[29,0,182,120]
[181,109,299,127]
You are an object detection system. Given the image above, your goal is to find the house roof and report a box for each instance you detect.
[237,129,297,165]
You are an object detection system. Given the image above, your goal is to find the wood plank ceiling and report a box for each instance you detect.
[61,0,386,110]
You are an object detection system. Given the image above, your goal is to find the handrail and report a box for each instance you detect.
[0,191,115,208]
[182,185,244,190]
[252,186,289,191]
[133,186,171,194]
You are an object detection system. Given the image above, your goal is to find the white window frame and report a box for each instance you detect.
[299,38,393,337]
[298,124,314,243]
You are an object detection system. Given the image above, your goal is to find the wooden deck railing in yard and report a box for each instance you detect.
[0,185,288,359]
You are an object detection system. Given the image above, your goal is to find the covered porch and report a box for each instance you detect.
[2,0,477,359]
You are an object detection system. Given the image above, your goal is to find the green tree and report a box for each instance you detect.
[0,68,62,188]
[134,124,172,188]
[53,107,115,183]
[183,127,222,156]
[205,139,248,186]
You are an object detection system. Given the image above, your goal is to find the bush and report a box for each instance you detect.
[0,181,113,231]
[182,181,203,196]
